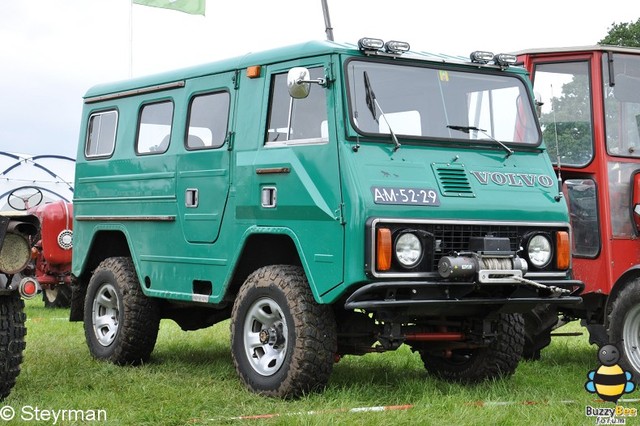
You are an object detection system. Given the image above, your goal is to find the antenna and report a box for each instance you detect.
[551,84,564,202]
[321,0,334,41]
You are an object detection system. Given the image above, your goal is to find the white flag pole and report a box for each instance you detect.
[129,0,134,77]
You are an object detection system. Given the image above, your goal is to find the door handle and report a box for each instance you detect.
[186,188,199,208]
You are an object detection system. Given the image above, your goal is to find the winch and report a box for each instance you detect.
[437,236,528,283]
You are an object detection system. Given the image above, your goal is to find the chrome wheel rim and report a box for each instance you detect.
[623,304,640,371]
[243,297,288,376]
[92,283,120,347]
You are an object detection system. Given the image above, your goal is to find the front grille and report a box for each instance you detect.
[429,223,521,270]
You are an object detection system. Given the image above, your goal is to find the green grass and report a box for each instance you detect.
[4,300,620,425]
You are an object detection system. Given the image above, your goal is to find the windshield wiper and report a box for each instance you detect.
[447,125,514,158]
[364,71,401,152]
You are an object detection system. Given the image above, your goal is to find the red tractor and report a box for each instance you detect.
[517,46,640,376]
[6,186,73,308]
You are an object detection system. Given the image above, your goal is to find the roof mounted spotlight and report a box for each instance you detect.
[358,37,384,53]
[493,53,518,68]
[384,40,410,55]
[470,51,494,64]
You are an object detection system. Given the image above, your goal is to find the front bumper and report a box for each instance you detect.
[344,279,583,316]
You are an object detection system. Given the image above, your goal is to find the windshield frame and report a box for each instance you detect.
[343,57,542,149]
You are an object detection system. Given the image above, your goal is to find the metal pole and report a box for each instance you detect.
[321,0,334,41]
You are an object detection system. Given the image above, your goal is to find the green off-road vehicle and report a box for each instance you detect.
[71,38,582,397]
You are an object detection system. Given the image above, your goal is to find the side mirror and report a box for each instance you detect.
[287,67,312,99]
[534,91,543,118]
[287,67,327,99]
[632,172,640,233]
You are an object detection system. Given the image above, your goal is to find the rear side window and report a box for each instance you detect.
[85,110,117,158]
[186,91,230,150]
[136,101,174,155]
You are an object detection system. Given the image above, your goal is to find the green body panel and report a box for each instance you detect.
[73,40,569,306]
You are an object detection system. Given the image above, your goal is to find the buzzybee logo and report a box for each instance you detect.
[585,344,635,403]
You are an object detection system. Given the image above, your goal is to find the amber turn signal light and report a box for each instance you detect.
[556,231,570,270]
[376,228,392,271]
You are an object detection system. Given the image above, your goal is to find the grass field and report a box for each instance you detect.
[3,299,630,425]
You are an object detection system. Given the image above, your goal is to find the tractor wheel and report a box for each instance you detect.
[230,265,337,398]
[420,313,524,382]
[608,278,640,383]
[83,257,159,365]
[0,293,26,400]
[43,285,72,308]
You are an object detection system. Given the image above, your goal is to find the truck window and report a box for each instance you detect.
[603,53,640,158]
[532,61,593,167]
[565,179,600,257]
[186,91,230,150]
[266,67,328,144]
[346,60,539,145]
[136,101,174,155]
[85,110,117,158]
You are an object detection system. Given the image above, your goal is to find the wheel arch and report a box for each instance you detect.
[604,266,640,328]
[70,229,132,321]
[224,230,303,303]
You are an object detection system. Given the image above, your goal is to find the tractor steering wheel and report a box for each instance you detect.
[7,186,44,211]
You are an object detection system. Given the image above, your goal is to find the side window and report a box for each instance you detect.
[136,101,174,155]
[266,67,328,143]
[85,110,117,158]
[533,61,593,167]
[186,91,230,150]
[565,179,600,257]
[602,53,640,158]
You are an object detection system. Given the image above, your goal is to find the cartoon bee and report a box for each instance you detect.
[585,344,636,403]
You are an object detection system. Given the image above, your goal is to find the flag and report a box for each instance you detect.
[133,0,206,16]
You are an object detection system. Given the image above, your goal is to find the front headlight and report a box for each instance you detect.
[0,232,31,275]
[395,232,423,268]
[527,234,552,268]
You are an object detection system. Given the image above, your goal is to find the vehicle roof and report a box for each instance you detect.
[512,44,640,56]
[84,39,516,100]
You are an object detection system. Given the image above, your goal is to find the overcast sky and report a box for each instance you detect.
[0,0,635,157]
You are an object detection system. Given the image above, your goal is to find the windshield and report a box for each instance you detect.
[603,53,640,157]
[346,60,540,145]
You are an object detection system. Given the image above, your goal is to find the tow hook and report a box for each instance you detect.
[511,276,570,297]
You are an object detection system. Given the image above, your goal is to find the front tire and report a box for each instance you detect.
[230,265,337,398]
[0,294,26,400]
[608,279,640,382]
[420,313,525,382]
[83,257,160,365]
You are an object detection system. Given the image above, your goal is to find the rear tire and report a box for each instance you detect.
[230,265,337,398]
[0,293,26,400]
[83,257,159,365]
[420,313,524,382]
[608,279,640,383]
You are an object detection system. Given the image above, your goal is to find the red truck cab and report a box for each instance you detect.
[517,46,640,376]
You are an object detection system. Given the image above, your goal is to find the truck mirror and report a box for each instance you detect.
[632,172,640,233]
[534,91,543,118]
[287,67,311,99]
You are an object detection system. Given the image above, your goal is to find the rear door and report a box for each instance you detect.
[176,72,235,243]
